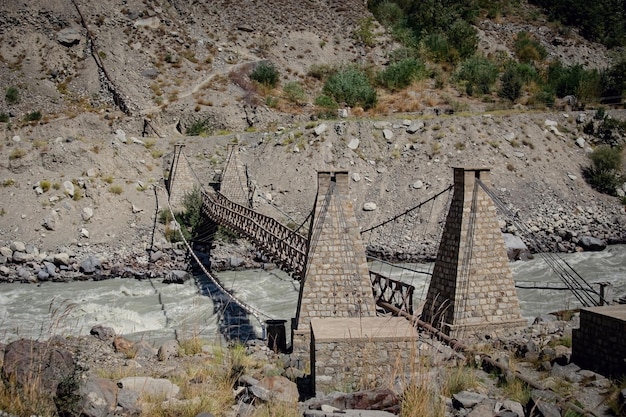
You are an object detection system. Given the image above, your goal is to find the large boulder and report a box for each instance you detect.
[577,236,606,251]
[2,339,75,396]
[502,233,532,260]
[118,376,179,400]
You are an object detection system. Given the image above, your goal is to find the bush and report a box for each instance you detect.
[447,19,478,60]
[456,56,498,96]
[547,63,601,102]
[251,61,279,88]
[424,32,456,64]
[5,86,19,105]
[323,67,377,109]
[283,81,306,104]
[314,94,338,118]
[186,119,212,136]
[24,111,42,122]
[583,145,624,195]
[354,17,376,47]
[513,32,547,63]
[377,58,425,92]
[0,113,9,123]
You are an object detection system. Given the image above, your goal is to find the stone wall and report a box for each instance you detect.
[311,317,418,394]
[572,305,626,379]
[421,168,527,338]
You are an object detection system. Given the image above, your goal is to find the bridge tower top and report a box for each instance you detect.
[220,144,252,208]
[295,171,377,330]
[422,167,527,338]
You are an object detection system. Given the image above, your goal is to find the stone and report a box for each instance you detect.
[575,137,586,148]
[115,129,127,143]
[150,250,165,262]
[502,233,531,260]
[348,138,360,150]
[80,228,90,239]
[412,180,424,189]
[550,363,582,383]
[157,340,179,361]
[118,377,179,400]
[314,123,327,136]
[12,251,34,263]
[10,241,26,252]
[64,377,118,417]
[90,325,115,341]
[53,252,71,266]
[335,122,346,135]
[0,246,12,258]
[43,210,59,231]
[406,121,424,134]
[255,376,298,403]
[452,391,488,409]
[383,129,393,142]
[134,16,161,29]
[578,236,606,251]
[63,181,75,197]
[2,339,74,396]
[363,202,377,211]
[80,255,101,274]
[57,27,82,46]
[163,270,189,284]
[133,340,156,360]
[351,173,361,182]
[374,121,391,129]
[113,336,134,354]
[82,207,94,221]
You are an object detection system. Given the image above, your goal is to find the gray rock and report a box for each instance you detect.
[115,129,127,143]
[334,122,346,135]
[80,228,90,239]
[406,121,424,134]
[12,251,34,263]
[63,180,75,198]
[314,123,327,136]
[575,137,586,148]
[57,27,82,46]
[503,233,531,260]
[412,180,424,189]
[348,138,360,150]
[305,410,396,417]
[351,172,361,182]
[134,16,161,28]
[383,129,393,142]
[43,261,57,277]
[363,202,377,211]
[0,246,12,258]
[163,270,189,284]
[37,269,50,281]
[550,363,582,383]
[150,250,165,262]
[9,241,26,252]
[71,377,118,417]
[373,121,391,129]
[157,340,179,361]
[452,391,488,409]
[53,252,71,266]
[141,68,160,79]
[118,377,179,399]
[578,236,606,251]
[80,255,101,274]
[133,340,156,360]
[82,207,94,221]
[42,210,59,231]
[90,325,115,341]
[502,400,524,417]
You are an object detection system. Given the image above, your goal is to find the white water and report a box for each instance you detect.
[1,245,625,345]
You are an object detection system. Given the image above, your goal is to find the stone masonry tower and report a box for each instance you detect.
[167,144,196,210]
[421,167,527,338]
[219,144,251,208]
[292,171,377,355]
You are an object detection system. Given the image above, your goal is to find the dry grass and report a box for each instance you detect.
[0,373,57,417]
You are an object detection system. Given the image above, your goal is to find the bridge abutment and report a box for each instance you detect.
[421,167,527,338]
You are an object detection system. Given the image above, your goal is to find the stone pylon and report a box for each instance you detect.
[220,144,251,208]
[421,167,527,338]
[292,171,376,356]
[166,144,196,210]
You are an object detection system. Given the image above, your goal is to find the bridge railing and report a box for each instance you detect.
[201,189,308,278]
[369,270,414,315]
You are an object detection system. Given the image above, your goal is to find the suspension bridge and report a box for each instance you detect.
[164,143,607,353]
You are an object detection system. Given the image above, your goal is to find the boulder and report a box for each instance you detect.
[58,377,118,417]
[90,325,115,341]
[314,123,327,136]
[363,202,377,211]
[578,236,606,251]
[118,376,179,400]
[254,375,298,403]
[9,241,26,252]
[57,27,82,46]
[502,233,532,260]
[163,270,189,284]
[452,391,488,409]
[383,129,393,142]
[63,181,75,198]
[53,252,71,266]
[2,339,75,396]
[406,121,424,134]
[157,340,179,361]
[348,138,360,150]
[82,207,94,221]
[80,255,101,274]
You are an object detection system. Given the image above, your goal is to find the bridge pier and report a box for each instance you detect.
[292,171,377,368]
[421,167,527,338]
[166,143,196,210]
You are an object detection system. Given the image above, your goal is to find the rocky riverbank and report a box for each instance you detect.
[1,314,624,417]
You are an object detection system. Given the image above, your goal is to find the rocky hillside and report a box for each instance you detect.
[0,0,625,274]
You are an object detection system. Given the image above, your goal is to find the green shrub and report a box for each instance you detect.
[596,117,626,147]
[354,17,376,47]
[307,64,337,80]
[499,62,538,102]
[24,111,42,122]
[283,81,306,104]
[447,19,478,60]
[583,145,624,195]
[158,209,173,225]
[5,87,19,105]
[377,58,425,92]
[547,63,601,103]
[323,67,377,109]
[424,32,454,63]
[251,61,279,88]
[186,119,212,136]
[0,113,9,123]
[314,94,338,118]
[456,56,498,96]
[514,32,547,63]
